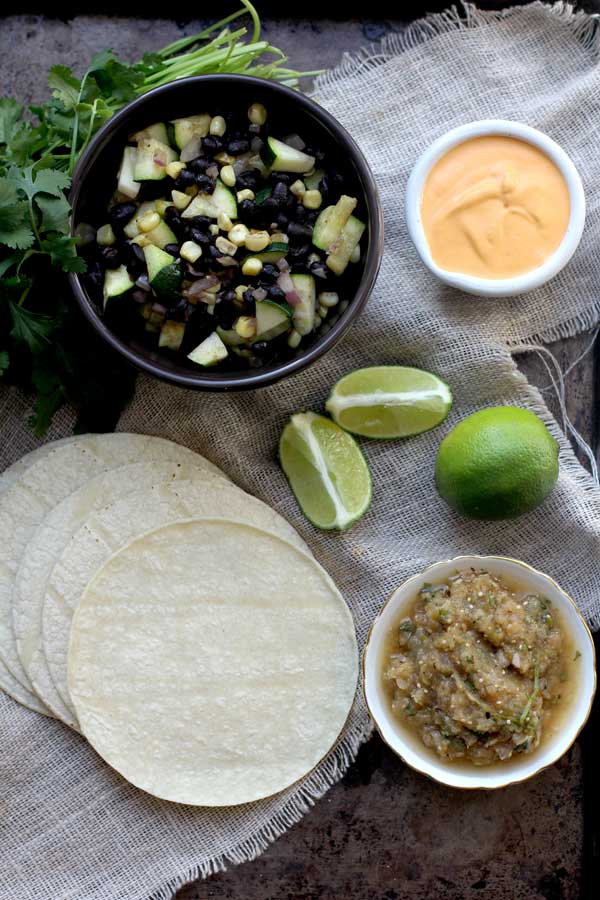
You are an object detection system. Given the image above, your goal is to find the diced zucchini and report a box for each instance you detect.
[145,220,178,250]
[181,180,238,220]
[216,326,247,347]
[159,320,185,351]
[143,245,182,300]
[171,114,211,150]
[290,274,316,336]
[130,122,169,145]
[187,331,228,367]
[312,195,357,251]
[242,241,289,265]
[262,137,315,174]
[304,168,324,191]
[117,147,140,200]
[326,215,366,275]
[255,300,293,341]
[103,265,134,308]
[96,224,116,246]
[134,138,177,181]
[123,201,155,239]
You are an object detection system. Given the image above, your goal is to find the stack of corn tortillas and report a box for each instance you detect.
[0,433,358,806]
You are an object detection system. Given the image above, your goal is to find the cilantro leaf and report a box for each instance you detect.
[0,350,9,375]
[29,365,66,436]
[9,301,55,352]
[0,98,23,145]
[48,66,81,110]
[41,235,86,272]
[8,165,71,201]
[0,179,33,248]
[36,194,71,234]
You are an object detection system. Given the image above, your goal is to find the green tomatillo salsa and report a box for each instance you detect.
[384,569,577,766]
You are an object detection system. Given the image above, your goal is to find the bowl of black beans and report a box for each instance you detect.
[69,74,383,389]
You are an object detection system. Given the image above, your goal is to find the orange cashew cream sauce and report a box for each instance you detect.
[421,135,571,279]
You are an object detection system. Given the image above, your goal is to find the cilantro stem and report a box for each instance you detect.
[519,666,540,725]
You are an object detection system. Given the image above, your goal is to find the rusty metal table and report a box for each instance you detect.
[1,6,597,899]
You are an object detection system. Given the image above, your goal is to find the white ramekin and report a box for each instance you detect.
[405,120,586,297]
[363,556,596,790]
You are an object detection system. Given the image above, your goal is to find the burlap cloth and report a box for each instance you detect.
[1,3,600,898]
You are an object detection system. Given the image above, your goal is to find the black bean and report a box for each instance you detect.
[139,178,174,202]
[187,156,210,173]
[127,242,146,268]
[293,205,307,222]
[227,139,250,155]
[174,170,196,190]
[220,289,237,303]
[268,172,292,186]
[238,199,256,219]
[164,243,180,257]
[243,288,256,305]
[305,210,318,224]
[260,264,279,281]
[163,207,186,238]
[267,284,286,301]
[167,298,190,323]
[236,171,261,191]
[309,262,329,279]
[214,301,237,329]
[201,135,221,154]
[275,212,289,230]
[261,196,279,215]
[108,202,137,231]
[208,244,223,259]
[288,243,310,263]
[194,173,215,193]
[188,227,210,245]
[272,182,288,202]
[189,215,210,231]
[287,222,313,242]
[100,246,121,269]
[252,341,268,354]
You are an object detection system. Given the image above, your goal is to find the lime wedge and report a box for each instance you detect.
[279,412,372,530]
[325,366,452,439]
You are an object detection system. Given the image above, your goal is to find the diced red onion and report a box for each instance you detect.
[180,137,202,162]
[151,302,167,315]
[253,287,267,301]
[285,133,305,150]
[276,257,290,272]
[187,275,220,297]
[135,274,151,291]
[206,164,219,179]
[248,154,267,175]
[250,136,263,153]
[132,290,148,304]
[277,271,302,307]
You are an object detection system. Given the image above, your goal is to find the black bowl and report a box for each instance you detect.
[69,74,384,391]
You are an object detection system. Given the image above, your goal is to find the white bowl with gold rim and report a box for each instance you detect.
[363,555,596,789]
[405,120,586,297]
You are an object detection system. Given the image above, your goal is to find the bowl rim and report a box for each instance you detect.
[362,554,597,790]
[405,119,586,298]
[68,73,384,391]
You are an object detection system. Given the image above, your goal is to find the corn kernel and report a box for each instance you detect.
[180,240,203,263]
[215,236,237,256]
[248,102,267,126]
[138,211,160,233]
[210,115,227,136]
[270,232,289,245]
[171,189,191,211]
[303,189,322,210]
[209,224,219,236]
[242,257,263,277]
[234,284,249,301]
[290,179,306,198]
[96,224,115,246]
[318,291,339,308]
[166,161,186,179]
[215,151,235,165]
[318,305,329,319]
[185,185,199,197]
[350,244,361,263]
[228,223,250,246]
[235,316,256,339]
[237,188,255,202]
[155,199,171,217]
[244,230,270,252]
[220,164,236,188]
[217,211,233,232]
[131,234,150,247]
[287,329,302,349]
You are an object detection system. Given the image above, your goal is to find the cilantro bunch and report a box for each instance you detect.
[0,1,317,434]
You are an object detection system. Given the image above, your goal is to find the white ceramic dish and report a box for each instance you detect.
[405,120,586,297]
[363,555,596,790]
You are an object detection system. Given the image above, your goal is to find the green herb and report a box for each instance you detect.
[573,650,581,661]
[487,592,496,609]
[404,700,416,717]
[518,665,540,725]
[0,1,318,434]
[398,620,416,636]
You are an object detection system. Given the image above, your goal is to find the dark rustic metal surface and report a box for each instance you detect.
[1,9,597,900]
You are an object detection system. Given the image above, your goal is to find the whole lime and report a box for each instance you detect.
[435,406,559,520]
